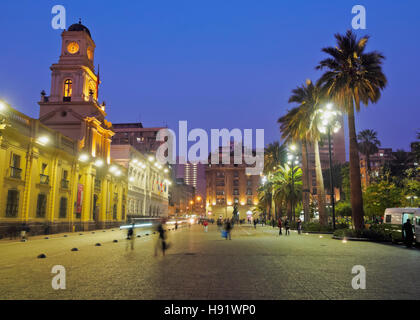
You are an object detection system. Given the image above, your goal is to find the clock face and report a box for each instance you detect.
[67,42,79,54]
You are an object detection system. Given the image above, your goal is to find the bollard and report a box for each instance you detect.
[37,254,46,259]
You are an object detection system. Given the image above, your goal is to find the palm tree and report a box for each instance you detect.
[272,164,303,221]
[316,30,387,230]
[278,80,328,226]
[263,142,287,219]
[357,129,381,186]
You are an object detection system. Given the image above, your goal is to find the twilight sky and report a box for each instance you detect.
[0,0,419,156]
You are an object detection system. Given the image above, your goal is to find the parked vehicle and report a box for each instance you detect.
[383,208,420,244]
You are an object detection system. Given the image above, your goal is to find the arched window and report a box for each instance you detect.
[64,79,72,101]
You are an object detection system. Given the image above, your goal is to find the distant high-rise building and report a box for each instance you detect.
[174,157,206,213]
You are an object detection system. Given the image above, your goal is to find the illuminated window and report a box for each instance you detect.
[64,79,72,101]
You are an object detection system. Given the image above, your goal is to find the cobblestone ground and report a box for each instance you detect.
[0,223,420,300]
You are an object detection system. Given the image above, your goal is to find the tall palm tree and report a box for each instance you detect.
[316,30,387,230]
[263,142,287,219]
[278,80,328,226]
[272,164,303,221]
[357,129,381,186]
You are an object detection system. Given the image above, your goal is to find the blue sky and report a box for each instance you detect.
[0,0,419,154]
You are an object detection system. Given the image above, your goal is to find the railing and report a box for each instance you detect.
[10,167,22,179]
[61,179,69,189]
[40,174,50,185]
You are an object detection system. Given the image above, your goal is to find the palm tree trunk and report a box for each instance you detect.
[314,140,327,226]
[348,107,365,230]
[301,140,310,222]
[366,154,371,186]
[271,185,276,220]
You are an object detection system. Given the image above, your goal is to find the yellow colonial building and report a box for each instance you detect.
[0,22,128,236]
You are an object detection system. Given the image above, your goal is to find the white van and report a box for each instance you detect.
[384,208,420,244]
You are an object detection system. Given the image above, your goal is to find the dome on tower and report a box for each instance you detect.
[67,20,92,38]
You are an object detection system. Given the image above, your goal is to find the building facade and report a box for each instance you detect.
[168,178,195,217]
[0,103,127,236]
[110,145,170,220]
[205,146,260,220]
[359,147,393,187]
[112,123,166,154]
[173,157,206,214]
[0,21,129,236]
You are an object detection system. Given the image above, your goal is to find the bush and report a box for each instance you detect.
[303,222,333,233]
[333,224,394,242]
[335,201,352,217]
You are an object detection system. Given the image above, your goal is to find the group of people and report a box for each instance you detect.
[252,217,303,236]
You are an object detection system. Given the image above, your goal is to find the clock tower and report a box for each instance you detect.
[39,21,113,163]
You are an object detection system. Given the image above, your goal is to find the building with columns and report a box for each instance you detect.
[110,145,171,220]
[0,21,128,236]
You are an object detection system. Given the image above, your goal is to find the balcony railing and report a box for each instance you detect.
[10,167,22,179]
[40,174,50,185]
[61,179,69,189]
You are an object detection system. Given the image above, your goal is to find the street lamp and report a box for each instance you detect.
[406,195,418,207]
[318,103,342,230]
[287,145,299,222]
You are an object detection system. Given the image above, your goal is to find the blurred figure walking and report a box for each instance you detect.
[155,221,169,256]
[297,219,302,235]
[126,223,135,251]
[284,219,290,236]
[203,220,209,232]
[224,220,232,240]
[278,218,282,236]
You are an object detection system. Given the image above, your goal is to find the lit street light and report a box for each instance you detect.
[406,195,418,207]
[318,103,342,230]
[287,144,300,222]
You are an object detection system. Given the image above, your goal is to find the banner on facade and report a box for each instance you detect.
[76,184,84,213]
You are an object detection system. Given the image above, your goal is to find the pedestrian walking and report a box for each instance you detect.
[403,219,414,248]
[284,219,290,236]
[175,221,178,230]
[203,220,209,232]
[278,218,282,236]
[126,223,135,251]
[297,219,302,235]
[155,221,169,256]
[224,220,232,240]
[253,218,258,229]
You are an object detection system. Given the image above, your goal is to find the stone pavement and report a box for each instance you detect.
[0,223,419,300]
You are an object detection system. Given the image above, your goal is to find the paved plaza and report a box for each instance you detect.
[0,224,419,300]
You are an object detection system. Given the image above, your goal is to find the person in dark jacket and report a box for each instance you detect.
[278,218,282,236]
[403,219,414,248]
[297,219,302,235]
[224,220,232,240]
[284,219,290,236]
